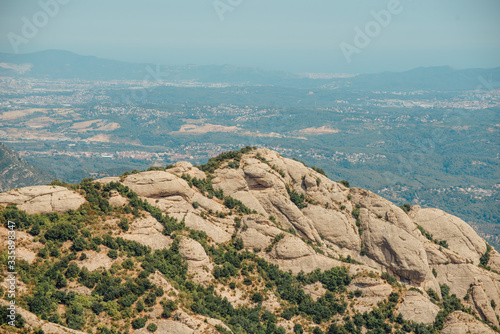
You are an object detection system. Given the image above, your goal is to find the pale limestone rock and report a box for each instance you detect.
[239,228,273,250]
[410,206,487,265]
[168,161,206,180]
[149,270,179,296]
[212,168,248,194]
[471,283,500,326]
[94,176,120,184]
[123,171,195,199]
[0,227,42,264]
[179,237,208,262]
[350,188,418,237]
[75,250,114,271]
[268,253,340,275]
[120,214,171,251]
[183,212,231,243]
[179,237,213,284]
[108,189,127,207]
[441,311,496,334]
[347,277,393,313]
[434,263,500,301]
[135,320,195,334]
[237,215,282,250]
[488,250,500,272]
[243,164,275,188]
[147,195,193,214]
[359,208,431,284]
[213,154,322,242]
[303,282,327,301]
[397,290,440,325]
[302,205,359,250]
[0,185,85,214]
[273,236,314,260]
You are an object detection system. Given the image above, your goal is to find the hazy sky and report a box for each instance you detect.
[0,0,499,73]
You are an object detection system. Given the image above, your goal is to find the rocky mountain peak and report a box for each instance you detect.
[0,147,499,333]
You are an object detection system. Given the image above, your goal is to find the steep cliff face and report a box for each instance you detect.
[0,148,498,333]
[0,142,53,192]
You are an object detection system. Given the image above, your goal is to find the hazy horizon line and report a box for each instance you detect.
[2,48,500,76]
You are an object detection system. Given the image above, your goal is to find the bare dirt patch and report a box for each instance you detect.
[299,126,340,135]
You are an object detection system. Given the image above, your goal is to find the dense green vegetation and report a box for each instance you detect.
[199,146,255,174]
[0,162,498,332]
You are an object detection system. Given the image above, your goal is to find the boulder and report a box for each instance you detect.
[302,205,359,250]
[120,215,171,251]
[410,206,487,264]
[359,208,431,284]
[397,290,440,325]
[108,189,128,207]
[179,237,213,284]
[347,277,393,313]
[471,283,500,326]
[123,171,195,199]
[303,282,327,301]
[0,185,85,214]
[167,161,206,180]
[441,311,496,334]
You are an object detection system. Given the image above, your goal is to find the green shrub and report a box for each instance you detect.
[72,237,87,252]
[293,323,304,334]
[147,323,158,332]
[251,292,263,303]
[118,218,129,231]
[311,166,326,177]
[427,288,440,302]
[108,249,118,259]
[45,222,78,242]
[132,317,147,329]
[286,185,307,209]
[480,244,492,268]
[399,203,411,214]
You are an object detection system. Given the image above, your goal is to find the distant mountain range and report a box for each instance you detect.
[0,142,53,191]
[1,50,499,91]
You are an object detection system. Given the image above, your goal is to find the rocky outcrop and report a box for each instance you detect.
[396,290,440,325]
[108,189,128,207]
[167,161,206,180]
[135,320,195,334]
[441,311,497,334]
[434,263,500,301]
[123,171,195,199]
[471,283,500,327]
[179,237,214,284]
[0,227,41,264]
[302,205,359,250]
[3,148,500,331]
[75,250,114,271]
[303,282,327,301]
[410,206,487,265]
[347,277,393,313]
[120,214,171,251]
[358,206,431,284]
[0,185,85,214]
